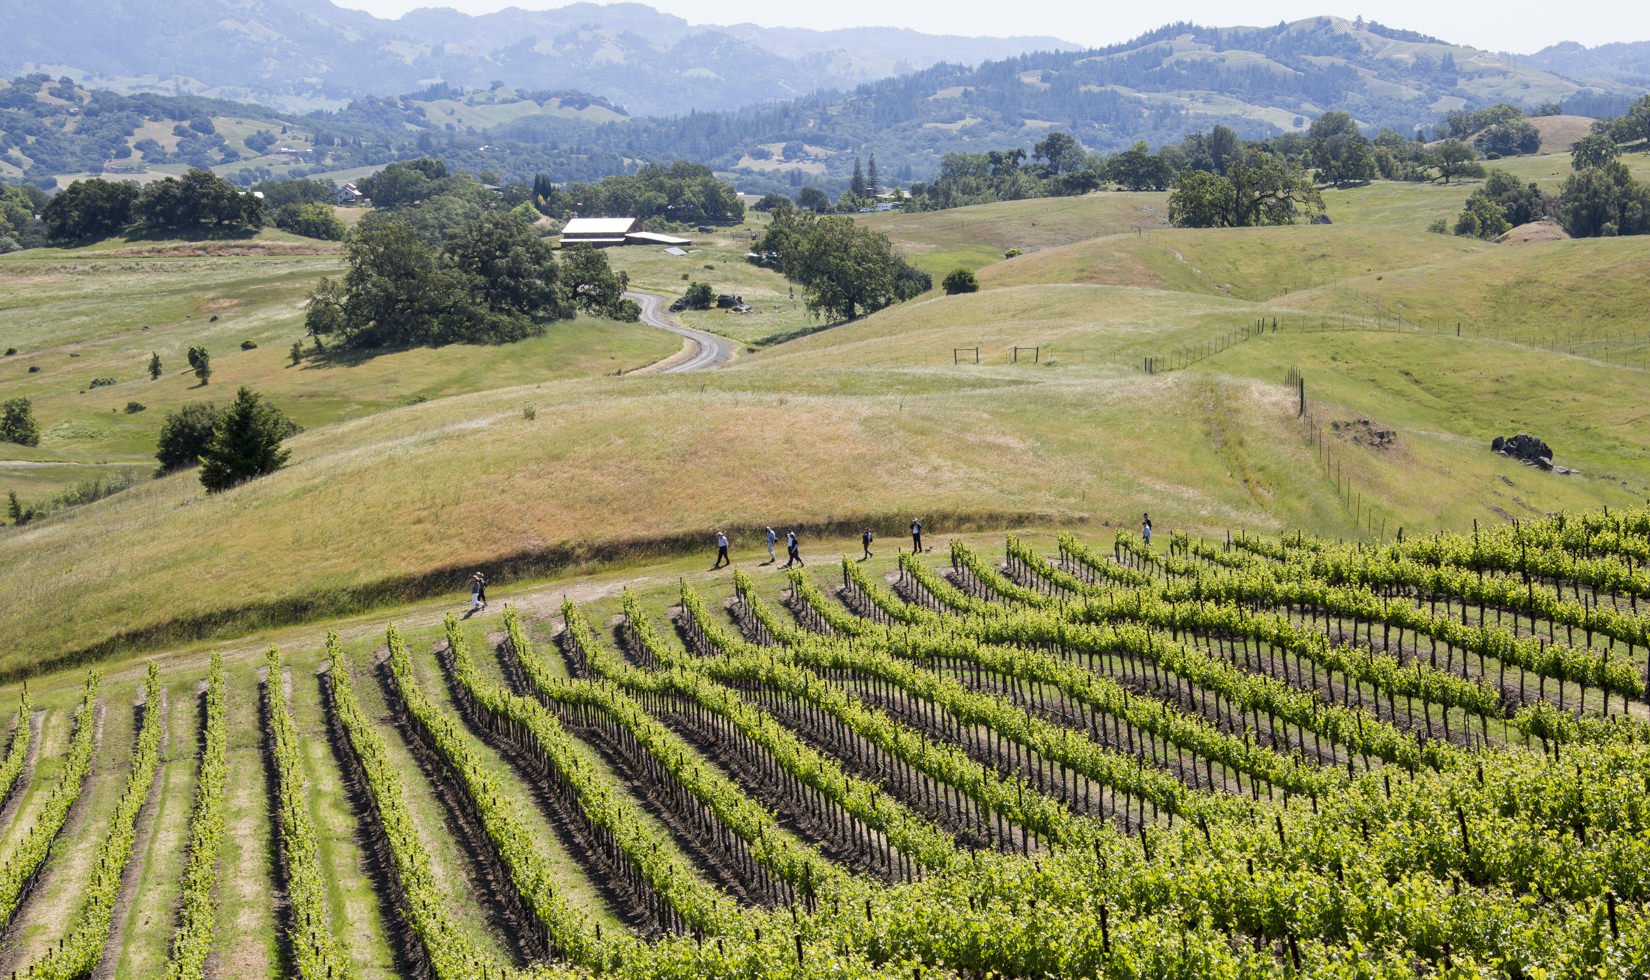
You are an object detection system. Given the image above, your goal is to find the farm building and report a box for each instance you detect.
[559,217,691,248]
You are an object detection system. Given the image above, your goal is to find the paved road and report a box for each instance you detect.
[626,291,737,373]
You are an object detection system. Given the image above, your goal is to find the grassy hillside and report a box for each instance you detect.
[4,146,1650,670]
[0,141,1648,977]
[0,234,677,500]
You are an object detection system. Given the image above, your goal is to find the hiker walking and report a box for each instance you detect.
[469,572,486,613]
[910,518,923,554]
[713,529,730,569]
[782,530,803,568]
[861,528,875,560]
[764,526,778,565]
[1141,512,1152,547]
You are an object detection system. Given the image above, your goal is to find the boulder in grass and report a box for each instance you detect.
[1492,433,1555,470]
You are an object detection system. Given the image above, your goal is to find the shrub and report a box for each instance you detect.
[942,268,980,295]
[684,281,715,310]
[124,402,146,414]
[1004,248,1023,258]
[155,402,221,472]
[240,340,258,350]
[89,377,117,388]
[3,347,15,356]
[1,398,40,446]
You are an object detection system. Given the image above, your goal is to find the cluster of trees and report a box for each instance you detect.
[893,115,1507,219]
[155,388,296,492]
[1441,98,1650,240]
[41,169,267,242]
[354,157,539,244]
[753,207,929,321]
[1592,94,1650,148]
[545,162,743,225]
[1167,149,1324,228]
[305,211,634,350]
[253,177,348,240]
[904,132,1104,210]
[0,184,47,252]
[1444,170,1549,239]
[1437,103,1542,158]
[1557,155,1650,238]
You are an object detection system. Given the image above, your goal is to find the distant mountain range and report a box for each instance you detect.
[0,0,1076,115]
[1527,40,1650,91]
[3,10,1647,193]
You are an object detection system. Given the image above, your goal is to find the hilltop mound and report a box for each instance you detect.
[1498,219,1570,244]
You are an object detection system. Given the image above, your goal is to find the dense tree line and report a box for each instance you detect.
[893,111,1510,221]
[40,169,267,242]
[0,183,47,252]
[546,161,743,225]
[754,207,929,321]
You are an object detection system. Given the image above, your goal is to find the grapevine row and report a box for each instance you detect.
[0,675,97,937]
[263,646,351,980]
[25,665,163,980]
[163,652,227,980]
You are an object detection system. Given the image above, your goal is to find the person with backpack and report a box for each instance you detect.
[764,526,778,565]
[713,529,730,569]
[783,529,803,568]
[910,518,923,554]
[861,528,874,560]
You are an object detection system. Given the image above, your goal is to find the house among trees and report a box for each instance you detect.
[559,217,691,249]
[334,183,365,205]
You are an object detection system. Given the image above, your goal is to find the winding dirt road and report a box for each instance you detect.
[626,290,738,374]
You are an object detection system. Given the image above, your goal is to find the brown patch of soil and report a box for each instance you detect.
[1498,220,1569,245]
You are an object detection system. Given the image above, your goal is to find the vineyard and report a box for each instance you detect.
[3,507,1650,977]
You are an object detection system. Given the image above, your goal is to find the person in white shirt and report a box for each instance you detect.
[713,530,730,569]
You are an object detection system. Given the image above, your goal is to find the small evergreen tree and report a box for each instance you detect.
[190,348,211,385]
[289,341,303,366]
[0,398,41,447]
[198,387,293,493]
[866,155,880,197]
[148,351,162,380]
[850,157,867,199]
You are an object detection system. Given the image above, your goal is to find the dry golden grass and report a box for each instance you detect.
[4,174,1650,673]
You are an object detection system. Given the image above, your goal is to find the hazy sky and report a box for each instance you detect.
[330,0,1643,54]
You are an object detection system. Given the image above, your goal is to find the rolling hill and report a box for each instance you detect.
[0,94,1647,980]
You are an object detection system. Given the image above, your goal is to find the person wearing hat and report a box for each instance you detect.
[470,572,487,613]
[713,530,730,569]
